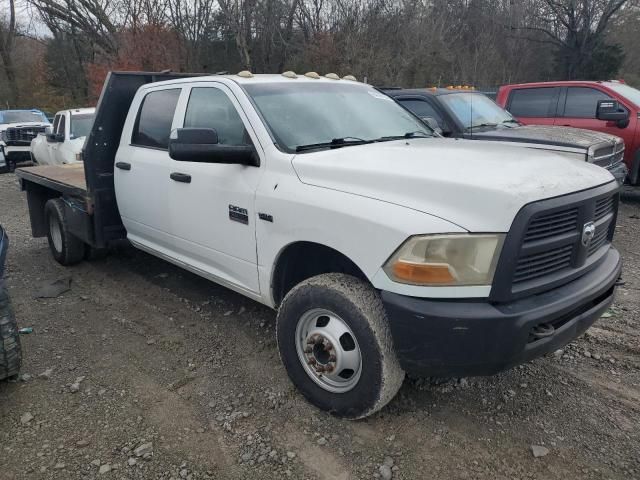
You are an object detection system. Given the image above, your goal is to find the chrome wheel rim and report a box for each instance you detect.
[49,215,62,253]
[295,308,362,393]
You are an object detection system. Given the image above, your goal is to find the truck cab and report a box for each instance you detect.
[31,108,95,166]
[15,72,622,419]
[384,87,627,183]
[496,81,640,184]
[0,109,51,173]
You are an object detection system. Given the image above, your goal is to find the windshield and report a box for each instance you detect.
[243,82,432,152]
[439,93,516,130]
[70,114,94,139]
[1,110,49,124]
[606,83,640,108]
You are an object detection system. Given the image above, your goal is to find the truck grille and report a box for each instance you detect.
[4,126,47,145]
[592,142,624,170]
[490,183,619,302]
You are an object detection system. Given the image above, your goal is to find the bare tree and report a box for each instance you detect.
[0,0,19,105]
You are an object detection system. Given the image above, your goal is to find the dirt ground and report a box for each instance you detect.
[0,172,639,480]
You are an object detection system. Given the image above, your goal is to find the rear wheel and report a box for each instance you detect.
[45,198,85,266]
[276,273,404,419]
[0,284,21,381]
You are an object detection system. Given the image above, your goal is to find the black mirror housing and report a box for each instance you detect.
[596,100,629,127]
[46,133,64,143]
[169,128,259,166]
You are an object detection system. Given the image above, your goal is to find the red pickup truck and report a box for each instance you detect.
[496,81,640,185]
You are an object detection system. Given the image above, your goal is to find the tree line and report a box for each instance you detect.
[1,0,639,111]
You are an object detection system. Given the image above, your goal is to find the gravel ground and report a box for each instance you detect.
[0,172,639,480]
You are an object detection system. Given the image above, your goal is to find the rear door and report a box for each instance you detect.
[505,87,560,126]
[114,86,182,254]
[557,86,630,138]
[168,82,264,295]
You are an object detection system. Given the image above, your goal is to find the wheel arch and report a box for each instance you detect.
[270,241,369,308]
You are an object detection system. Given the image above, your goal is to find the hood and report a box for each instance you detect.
[0,121,50,132]
[291,138,614,232]
[468,124,621,150]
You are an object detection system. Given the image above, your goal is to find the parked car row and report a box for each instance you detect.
[0,108,95,172]
[384,82,638,185]
[496,80,640,185]
[13,71,623,418]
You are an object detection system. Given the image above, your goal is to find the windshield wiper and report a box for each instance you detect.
[295,137,371,152]
[376,131,432,142]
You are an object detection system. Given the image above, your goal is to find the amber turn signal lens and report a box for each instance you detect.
[392,261,454,284]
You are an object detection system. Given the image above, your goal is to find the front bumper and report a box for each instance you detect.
[607,162,628,185]
[381,247,621,377]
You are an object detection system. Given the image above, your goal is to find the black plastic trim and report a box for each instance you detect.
[381,247,621,377]
[490,181,619,302]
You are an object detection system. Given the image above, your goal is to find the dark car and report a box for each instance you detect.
[0,225,20,381]
[382,87,627,184]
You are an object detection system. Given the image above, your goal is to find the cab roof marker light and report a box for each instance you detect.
[342,75,357,81]
[237,70,253,78]
[325,73,340,80]
[282,71,298,79]
[305,72,320,79]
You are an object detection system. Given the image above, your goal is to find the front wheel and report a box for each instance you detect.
[276,273,404,419]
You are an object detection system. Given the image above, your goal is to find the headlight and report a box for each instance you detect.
[383,234,505,286]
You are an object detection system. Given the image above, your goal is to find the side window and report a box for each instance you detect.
[52,114,61,133]
[57,114,66,136]
[184,87,250,146]
[132,89,181,149]
[563,87,613,118]
[508,88,558,117]
[398,99,445,126]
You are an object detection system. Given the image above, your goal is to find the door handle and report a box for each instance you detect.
[115,162,131,170]
[170,172,191,183]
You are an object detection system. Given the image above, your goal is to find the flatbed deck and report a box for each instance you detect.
[16,164,87,197]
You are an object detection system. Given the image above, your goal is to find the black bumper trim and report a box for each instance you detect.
[381,247,621,377]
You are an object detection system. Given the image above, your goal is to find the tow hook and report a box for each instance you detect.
[531,323,555,339]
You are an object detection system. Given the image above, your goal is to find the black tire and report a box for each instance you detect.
[276,273,404,419]
[0,284,21,381]
[44,198,85,266]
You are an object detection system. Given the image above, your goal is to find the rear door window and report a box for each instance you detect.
[132,89,181,149]
[52,114,61,133]
[56,114,66,136]
[507,88,559,117]
[563,87,614,118]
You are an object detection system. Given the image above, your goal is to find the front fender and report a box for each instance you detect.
[255,179,466,306]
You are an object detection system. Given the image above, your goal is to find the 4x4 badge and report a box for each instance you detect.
[581,221,596,247]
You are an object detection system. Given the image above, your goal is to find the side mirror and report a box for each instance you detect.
[596,100,629,128]
[420,117,443,135]
[46,132,64,143]
[168,128,259,166]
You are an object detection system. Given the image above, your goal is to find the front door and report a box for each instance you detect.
[556,86,632,139]
[169,83,264,295]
